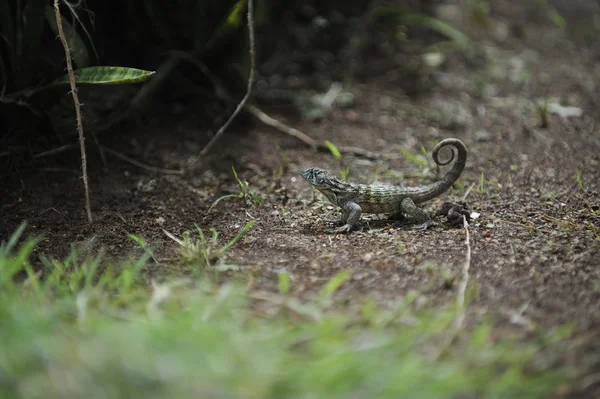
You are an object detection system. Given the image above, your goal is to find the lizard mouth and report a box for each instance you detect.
[300,168,314,182]
[300,167,327,187]
[300,169,311,180]
[300,168,319,184]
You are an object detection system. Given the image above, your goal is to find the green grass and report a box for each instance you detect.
[164,221,256,268]
[0,224,569,399]
[208,166,263,213]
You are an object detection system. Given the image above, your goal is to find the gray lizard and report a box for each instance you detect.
[300,138,467,233]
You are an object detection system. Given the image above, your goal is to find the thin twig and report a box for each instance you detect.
[188,0,256,167]
[91,130,107,165]
[54,0,92,223]
[37,167,81,174]
[461,182,475,202]
[33,143,76,159]
[488,215,554,234]
[243,103,380,159]
[32,142,182,175]
[433,215,471,360]
[101,146,184,175]
[244,103,318,147]
[454,215,471,330]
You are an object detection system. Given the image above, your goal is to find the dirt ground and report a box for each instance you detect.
[2,2,600,396]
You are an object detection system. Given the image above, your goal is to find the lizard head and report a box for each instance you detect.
[300,167,350,205]
[300,167,336,189]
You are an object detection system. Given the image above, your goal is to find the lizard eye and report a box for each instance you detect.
[317,177,324,185]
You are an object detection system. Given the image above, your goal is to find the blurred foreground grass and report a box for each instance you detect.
[0,224,569,399]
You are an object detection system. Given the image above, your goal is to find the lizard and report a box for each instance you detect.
[300,138,467,233]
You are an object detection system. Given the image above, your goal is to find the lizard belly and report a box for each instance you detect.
[359,201,400,214]
[351,185,405,214]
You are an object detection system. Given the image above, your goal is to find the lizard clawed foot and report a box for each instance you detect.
[333,224,354,233]
[437,201,471,226]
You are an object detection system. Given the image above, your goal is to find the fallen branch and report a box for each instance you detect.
[243,103,380,160]
[488,215,554,234]
[54,0,92,223]
[33,143,75,159]
[454,215,472,330]
[244,103,318,147]
[433,215,472,359]
[461,182,476,202]
[32,143,183,175]
[100,146,184,175]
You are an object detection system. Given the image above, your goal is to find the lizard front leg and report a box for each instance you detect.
[398,197,436,230]
[335,200,362,233]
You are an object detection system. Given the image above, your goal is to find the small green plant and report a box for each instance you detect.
[477,171,486,194]
[468,0,492,29]
[339,167,351,180]
[380,7,471,52]
[453,181,466,190]
[575,170,585,191]
[278,272,291,295]
[208,166,263,212]
[398,146,429,168]
[442,268,456,289]
[536,96,552,128]
[419,261,437,275]
[0,223,39,289]
[396,241,406,254]
[175,221,255,267]
[537,0,565,29]
[128,233,158,264]
[2,223,148,302]
[473,73,486,98]
[324,140,343,160]
[318,270,352,305]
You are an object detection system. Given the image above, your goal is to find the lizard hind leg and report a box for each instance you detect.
[398,197,437,230]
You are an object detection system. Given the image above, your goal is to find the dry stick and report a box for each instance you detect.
[433,215,471,360]
[53,0,92,223]
[91,130,107,165]
[243,104,380,160]
[488,215,554,235]
[188,0,256,168]
[32,142,184,174]
[244,104,319,147]
[100,146,184,175]
[454,215,472,330]
[33,143,76,159]
[461,182,476,202]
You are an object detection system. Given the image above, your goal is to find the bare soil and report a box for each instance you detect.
[1,3,599,397]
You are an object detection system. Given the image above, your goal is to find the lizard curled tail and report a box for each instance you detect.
[411,138,467,204]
